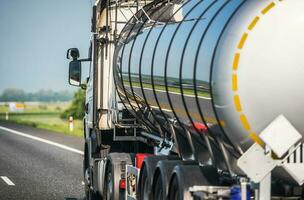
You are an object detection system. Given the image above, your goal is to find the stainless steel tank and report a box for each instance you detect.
[113,0,304,156]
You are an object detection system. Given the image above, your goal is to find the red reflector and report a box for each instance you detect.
[119,179,126,189]
[136,153,152,169]
[193,122,208,133]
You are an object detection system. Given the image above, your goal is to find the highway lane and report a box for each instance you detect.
[0,122,84,200]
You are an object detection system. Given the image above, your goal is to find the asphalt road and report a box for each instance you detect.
[0,121,85,200]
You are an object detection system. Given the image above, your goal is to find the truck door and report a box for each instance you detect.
[85,41,94,131]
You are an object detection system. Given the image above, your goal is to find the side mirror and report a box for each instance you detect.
[69,60,82,86]
[67,48,80,60]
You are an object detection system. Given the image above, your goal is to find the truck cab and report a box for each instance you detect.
[67,1,156,199]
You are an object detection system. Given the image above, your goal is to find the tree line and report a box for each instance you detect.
[60,89,85,119]
[0,88,74,102]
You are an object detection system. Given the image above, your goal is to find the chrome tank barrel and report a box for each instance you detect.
[113,0,304,154]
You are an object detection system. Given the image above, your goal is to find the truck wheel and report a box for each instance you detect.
[85,187,100,200]
[151,160,185,200]
[103,153,132,200]
[168,174,180,200]
[84,143,99,200]
[104,162,114,200]
[137,163,150,200]
[84,143,89,176]
[84,166,101,200]
[138,156,177,200]
[153,173,164,200]
[168,165,208,200]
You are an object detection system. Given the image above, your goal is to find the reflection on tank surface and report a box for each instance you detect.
[114,0,246,158]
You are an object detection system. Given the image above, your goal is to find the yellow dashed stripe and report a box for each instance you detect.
[249,132,265,147]
[248,16,260,30]
[261,2,276,14]
[233,53,240,70]
[234,95,242,112]
[240,114,251,131]
[231,1,280,146]
[238,33,248,49]
[232,74,238,91]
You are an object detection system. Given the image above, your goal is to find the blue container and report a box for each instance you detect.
[230,186,251,200]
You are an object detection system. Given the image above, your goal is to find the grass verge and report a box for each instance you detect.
[0,113,83,137]
[0,103,83,137]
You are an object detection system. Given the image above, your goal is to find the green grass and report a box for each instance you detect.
[0,103,83,137]
[0,105,9,113]
[0,102,70,113]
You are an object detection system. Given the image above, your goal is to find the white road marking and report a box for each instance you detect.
[131,85,212,100]
[81,181,85,185]
[0,126,84,155]
[1,176,15,186]
[150,105,172,112]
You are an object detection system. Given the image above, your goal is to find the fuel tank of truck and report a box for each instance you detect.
[113,0,304,154]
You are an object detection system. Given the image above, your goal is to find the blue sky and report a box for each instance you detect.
[0,0,92,93]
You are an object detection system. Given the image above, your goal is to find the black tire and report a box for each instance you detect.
[151,160,187,200]
[168,165,208,200]
[103,153,132,200]
[152,173,164,200]
[103,163,114,200]
[137,164,150,200]
[138,156,175,200]
[85,186,100,200]
[168,174,180,200]
[84,143,98,200]
[84,143,89,177]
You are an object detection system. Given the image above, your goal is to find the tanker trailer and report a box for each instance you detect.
[113,0,304,199]
[67,0,304,199]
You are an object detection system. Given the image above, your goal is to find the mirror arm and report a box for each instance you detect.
[80,84,87,90]
[78,58,91,62]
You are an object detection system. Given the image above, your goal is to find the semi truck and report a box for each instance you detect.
[66,0,304,199]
